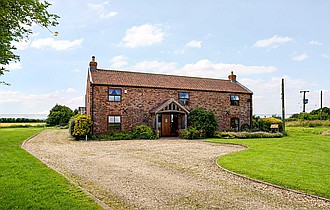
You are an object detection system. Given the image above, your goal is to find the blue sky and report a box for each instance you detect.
[1,0,329,116]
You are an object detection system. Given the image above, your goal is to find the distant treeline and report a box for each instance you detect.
[288,107,330,120]
[0,118,46,123]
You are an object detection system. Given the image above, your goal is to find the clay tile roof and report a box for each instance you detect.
[90,69,252,94]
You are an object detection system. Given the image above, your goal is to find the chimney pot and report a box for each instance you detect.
[89,56,97,70]
[228,71,237,82]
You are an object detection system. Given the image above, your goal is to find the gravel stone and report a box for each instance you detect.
[23,129,330,209]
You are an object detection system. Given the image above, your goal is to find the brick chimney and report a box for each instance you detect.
[228,71,237,82]
[89,56,97,70]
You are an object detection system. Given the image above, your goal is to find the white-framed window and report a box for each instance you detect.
[230,95,239,106]
[108,115,121,131]
[179,92,189,106]
[109,89,121,102]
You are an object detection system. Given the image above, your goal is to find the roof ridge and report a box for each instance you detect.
[95,68,230,82]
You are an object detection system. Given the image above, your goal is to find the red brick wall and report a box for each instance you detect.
[88,85,252,134]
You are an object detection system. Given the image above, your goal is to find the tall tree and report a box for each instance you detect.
[0,0,59,84]
[46,104,73,126]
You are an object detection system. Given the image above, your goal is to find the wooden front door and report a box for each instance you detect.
[161,114,171,136]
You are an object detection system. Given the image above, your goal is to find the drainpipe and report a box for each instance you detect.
[91,84,94,135]
[249,95,253,129]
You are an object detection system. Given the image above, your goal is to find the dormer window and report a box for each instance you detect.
[230,95,239,106]
[109,89,121,102]
[179,92,189,106]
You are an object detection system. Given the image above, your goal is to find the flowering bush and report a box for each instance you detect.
[179,127,206,139]
[72,114,93,140]
[215,131,283,139]
[259,117,283,132]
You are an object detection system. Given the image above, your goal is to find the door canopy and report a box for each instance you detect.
[149,98,190,114]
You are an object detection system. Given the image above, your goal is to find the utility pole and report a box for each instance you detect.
[281,79,285,131]
[300,90,309,112]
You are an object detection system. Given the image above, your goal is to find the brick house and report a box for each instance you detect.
[85,56,253,136]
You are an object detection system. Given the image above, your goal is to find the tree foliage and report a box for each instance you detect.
[188,107,218,138]
[0,0,59,84]
[252,116,283,132]
[46,104,73,126]
[289,107,330,120]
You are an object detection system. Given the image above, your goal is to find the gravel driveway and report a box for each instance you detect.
[23,129,329,209]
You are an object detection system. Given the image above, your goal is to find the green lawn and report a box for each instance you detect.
[0,127,103,209]
[206,127,330,199]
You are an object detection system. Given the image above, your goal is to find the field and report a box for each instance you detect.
[0,127,102,209]
[206,126,330,199]
[0,122,46,128]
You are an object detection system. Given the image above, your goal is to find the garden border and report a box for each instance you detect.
[215,142,330,202]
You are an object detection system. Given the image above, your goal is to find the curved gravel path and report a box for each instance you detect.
[23,129,329,209]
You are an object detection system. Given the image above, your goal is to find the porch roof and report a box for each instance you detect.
[149,98,190,114]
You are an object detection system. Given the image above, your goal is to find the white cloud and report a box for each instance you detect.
[66,88,77,93]
[179,59,277,78]
[110,55,128,68]
[12,40,31,50]
[185,40,202,48]
[133,60,177,73]
[0,62,22,71]
[122,24,165,48]
[174,49,185,55]
[253,35,294,48]
[100,11,117,18]
[0,89,84,114]
[87,2,117,19]
[292,52,308,61]
[31,38,83,50]
[240,76,319,116]
[130,59,276,78]
[87,2,106,11]
[309,40,323,46]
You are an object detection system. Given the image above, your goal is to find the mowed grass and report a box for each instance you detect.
[0,127,103,209]
[206,127,330,199]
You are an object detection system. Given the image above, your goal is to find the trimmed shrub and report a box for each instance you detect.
[92,131,134,141]
[133,124,158,139]
[178,127,206,139]
[72,115,93,140]
[215,131,283,139]
[188,107,218,138]
[214,132,235,139]
[259,117,283,132]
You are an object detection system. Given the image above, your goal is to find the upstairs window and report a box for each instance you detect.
[230,95,239,106]
[179,92,189,106]
[108,115,121,131]
[109,89,121,102]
